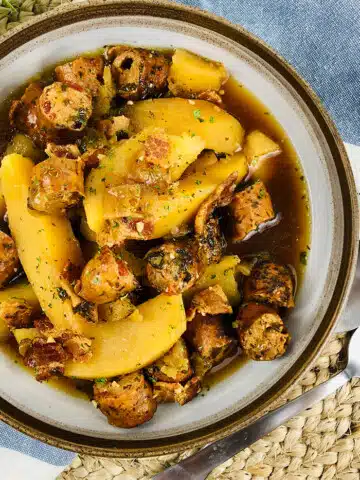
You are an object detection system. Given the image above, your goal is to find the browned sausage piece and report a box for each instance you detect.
[9,83,68,146]
[57,261,99,324]
[31,317,93,363]
[236,302,290,361]
[146,241,199,295]
[97,116,130,139]
[93,372,157,428]
[244,261,295,308]
[229,181,275,242]
[146,338,193,383]
[191,284,232,315]
[109,46,169,100]
[196,90,223,105]
[194,172,237,267]
[190,352,213,378]
[0,231,20,287]
[77,246,137,304]
[9,83,83,146]
[55,57,104,96]
[60,332,92,363]
[45,142,81,159]
[125,130,173,187]
[22,337,67,381]
[0,299,33,330]
[153,381,178,403]
[153,376,202,406]
[9,83,44,143]
[195,172,238,237]
[39,82,92,131]
[175,376,202,406]
[196,217,226,267]
[97,218,155,247]
[187,284,232,321]
[33,316,55,335]
[28,157,84,214]
[184,314,237,368]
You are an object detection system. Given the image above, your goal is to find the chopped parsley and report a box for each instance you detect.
[94,378,107,384]
[258,188,265,199]
[300,251,308,265]
[193,109,204,123]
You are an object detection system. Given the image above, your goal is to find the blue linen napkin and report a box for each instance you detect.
[1,1,359,478]
[0,422,74,479]
[182,0,360,145]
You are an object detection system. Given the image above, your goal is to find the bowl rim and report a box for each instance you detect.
[0,0,358,458]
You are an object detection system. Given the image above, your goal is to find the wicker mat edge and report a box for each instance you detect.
[58,333,360,480]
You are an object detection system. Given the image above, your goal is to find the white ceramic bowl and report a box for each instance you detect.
[0,0,357,456]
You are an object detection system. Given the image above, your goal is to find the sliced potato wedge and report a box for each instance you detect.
[1,154,85,332]
[125,98,244,154]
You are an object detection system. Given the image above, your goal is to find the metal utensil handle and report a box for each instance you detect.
[154,369,350,480]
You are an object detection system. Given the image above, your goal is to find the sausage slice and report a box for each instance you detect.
[77,246,137,304]
[229,181,275,242]
[28,157,84,214]
[237,302,290,360]
[39,82,92,131]
[93,372,157,428]
[55,56,104,96]
[244,261,295,308]
[146,338,193,383]
[0,231,19,286]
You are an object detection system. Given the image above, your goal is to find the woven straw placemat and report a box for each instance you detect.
[2,2,359,478]
[58,333,360,480]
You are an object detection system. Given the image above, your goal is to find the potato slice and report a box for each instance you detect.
[0,282,40,341]
[98,152,247,243]
[84,128,205,232]
[244,130,281,167]
[83,167,108,234]
[93,65,116,117]
[184,255,241,307]
[1,154,84,332]
[125,98,244,154]
[12,292,186,379]
[13,327,38,344]
[0,180,5,219]
[65,294,186,379]
[98,297,137,322]
[169,49,228,96]
[137,153,247,239]
[183,150,218,176]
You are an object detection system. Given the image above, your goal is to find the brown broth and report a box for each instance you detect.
[203,351,248,390]
[0,51,310,398]
[0,343,90,400]
[223,77,310,277]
